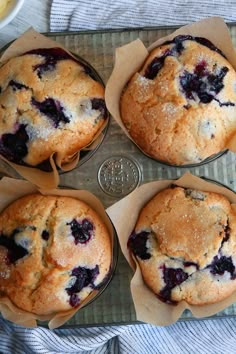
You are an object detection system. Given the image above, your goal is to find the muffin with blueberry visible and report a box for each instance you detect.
[128,185,236,305]
[121,35,236,165]
[0,48,107,171]
[0,194,111,315]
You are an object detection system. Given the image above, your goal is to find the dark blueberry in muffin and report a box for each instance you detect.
[66,265,99,306]
[0,124,29,163]
[68,218,94,245]
[145,35,226,81]
[209,255,236,279]
[164,35,226,58]
[41,230,50,241]
[0,232,29,264]
[26,47,99,82]
[69,293,80,307]
[158,266,188,304]
[31,97,70,127]
[180,64,229,104]
[145,55,168,80]
[9,80,29,91]
[183,261,199,269]
[26,48,73,78]
[128,231,151,260]
[91,98,108,119]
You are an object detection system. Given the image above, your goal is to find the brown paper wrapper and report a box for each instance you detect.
[105,17,236,159]
[0,28,107,189]
[0,177,115,329]
[106,172,236,326]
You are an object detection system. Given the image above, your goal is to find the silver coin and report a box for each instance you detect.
[98,156,142,197]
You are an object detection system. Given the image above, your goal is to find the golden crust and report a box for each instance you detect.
[121,38,236,165]
[0,194,112,315]
[131,186,236,305]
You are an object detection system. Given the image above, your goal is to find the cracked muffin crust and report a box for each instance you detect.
[0,194,111,315]
[0,48,107,170]
[120,35,236,165]
[128,186,236,305]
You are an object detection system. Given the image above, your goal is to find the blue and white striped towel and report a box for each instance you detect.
[2,316,236,354]
[1,1,236,353]
[50,0,236,31]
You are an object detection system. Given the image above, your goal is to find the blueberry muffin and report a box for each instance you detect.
[121,35,236,165]
[128,186,236,305]
[0,48,107,170]
[0,194,111,315]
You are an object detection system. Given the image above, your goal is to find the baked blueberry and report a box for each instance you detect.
[91,98,108,119]
[41,230,50,241]
[68,218,94,245]
[9,80,29,91]
[208,255,236,279]
[128,231,151,260]
[0,124,28,163]
[66,265,99,307]
[31,97,70,127]
[0,232,28,264]
[158,266,188,304]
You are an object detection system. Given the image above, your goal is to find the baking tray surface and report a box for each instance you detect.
[1,24,236,328]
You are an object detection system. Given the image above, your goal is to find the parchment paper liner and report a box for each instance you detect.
[105,17,236,165]
[0,28,108,189]
[106,172,236,326]
[0,177,115,329]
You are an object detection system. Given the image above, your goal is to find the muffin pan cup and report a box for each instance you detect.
[105,17,236,168]
[106,172,236,326]
[0,28,109,189]
[0,177,118,329]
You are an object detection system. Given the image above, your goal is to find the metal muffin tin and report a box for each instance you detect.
[1,25,236,328]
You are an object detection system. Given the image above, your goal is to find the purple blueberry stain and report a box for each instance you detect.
[67,219,94,245]
[180,65,230,104]
[91,98,108,120]
[0,124,29,163]
[0,230,29,264]
[208,255,236,279]
[41,230,50,241]
[25,48,75,78]
[145,53,170,80]
[66,265,99,307]
[144,35,226,80]
[9,80,29,91]
[158,266,188,304]
[24,47,99,82]
[31,97,70,127]
[127,231,151,260]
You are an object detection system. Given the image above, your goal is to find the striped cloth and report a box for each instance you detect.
[1,1,236,353]
[50,0,236,31]
[2,316,236,354]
